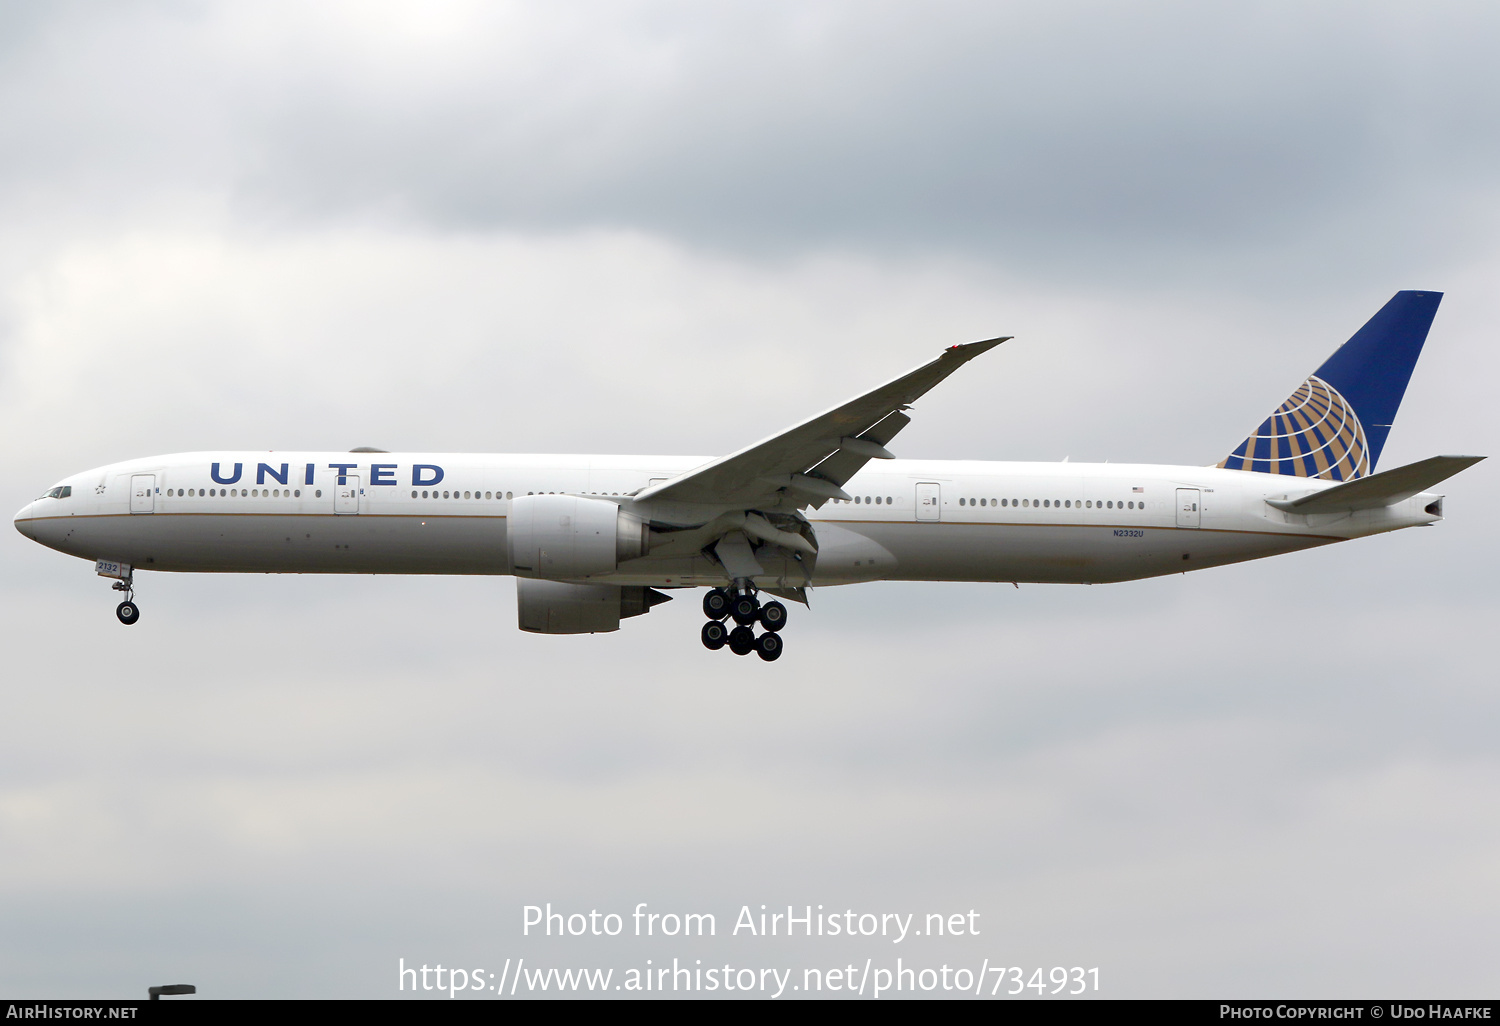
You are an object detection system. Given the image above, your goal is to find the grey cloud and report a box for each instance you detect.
[4,2,1500,287]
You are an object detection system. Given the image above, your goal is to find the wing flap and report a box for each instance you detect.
[1265,454,1484,513]
[804,411,912,490]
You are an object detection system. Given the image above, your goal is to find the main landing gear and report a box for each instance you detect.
[701,585,785,662]
[111,572,140,625]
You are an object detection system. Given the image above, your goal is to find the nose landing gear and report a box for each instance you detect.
[107,568,141,625]
[700,584,784,661]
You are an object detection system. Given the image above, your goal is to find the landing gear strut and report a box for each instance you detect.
[699,582,783,661]
[111,573,140,625]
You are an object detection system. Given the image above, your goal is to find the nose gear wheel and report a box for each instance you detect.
[108,573,141,626]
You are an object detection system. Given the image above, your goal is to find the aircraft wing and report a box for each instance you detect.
[636,337,1011,508]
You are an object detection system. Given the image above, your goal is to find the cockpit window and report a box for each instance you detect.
[40,485,72,499]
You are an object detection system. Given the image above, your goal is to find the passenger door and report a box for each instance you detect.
[130,475,155,513]
[916,482,941,521]
[1175,488,1201,528]
[335,476,361,514]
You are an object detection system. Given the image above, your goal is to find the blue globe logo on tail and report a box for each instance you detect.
[1217,291,1442,482]
[1218,375,1370,481]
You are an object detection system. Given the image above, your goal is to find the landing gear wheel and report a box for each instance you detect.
[728,625,756,656]
[758,600,787,632]
[702,588,731,620]
[730,593,760,626]
[116,601,140,625]
[755,632,783,662]
[700,620,728,650]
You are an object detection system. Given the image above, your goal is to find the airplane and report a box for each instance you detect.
[13,290,1482,662]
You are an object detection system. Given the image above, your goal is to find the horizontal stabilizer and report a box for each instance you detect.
[1265,454,1484,514]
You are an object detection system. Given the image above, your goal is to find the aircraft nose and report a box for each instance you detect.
[13,501,37,540]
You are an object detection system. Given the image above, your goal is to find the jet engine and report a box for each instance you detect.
[507,494,649,579]
[516,580,672,634]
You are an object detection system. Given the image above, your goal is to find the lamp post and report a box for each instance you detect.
[148,984,196,1000]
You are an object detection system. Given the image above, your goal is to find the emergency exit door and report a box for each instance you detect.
[1175,488,1201,528]
[916,482,942,521]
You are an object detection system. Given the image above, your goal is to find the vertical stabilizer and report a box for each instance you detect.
[1219,290,1442,480]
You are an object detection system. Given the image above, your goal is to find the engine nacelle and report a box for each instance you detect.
[507,494,649,579]
[516,580,671,634]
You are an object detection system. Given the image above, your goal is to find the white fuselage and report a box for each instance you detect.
[12,451,1444,588]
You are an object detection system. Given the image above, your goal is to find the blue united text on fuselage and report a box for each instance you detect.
[208,462,446,486]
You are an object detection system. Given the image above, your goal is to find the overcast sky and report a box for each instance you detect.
[2,0,1497,1000]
